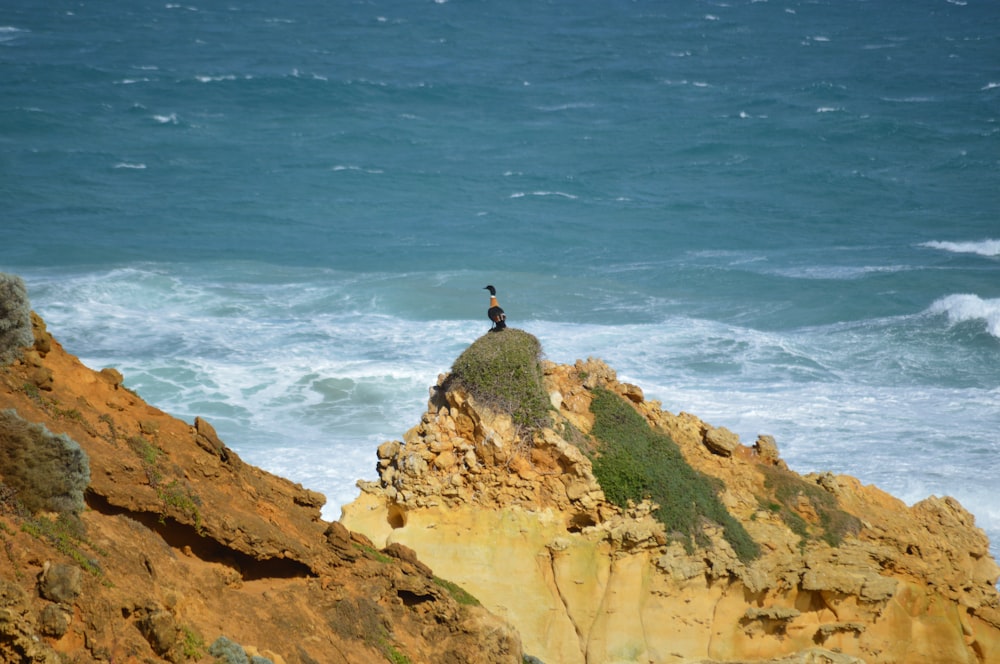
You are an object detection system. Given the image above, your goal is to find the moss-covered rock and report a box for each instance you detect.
[448,329,549,432]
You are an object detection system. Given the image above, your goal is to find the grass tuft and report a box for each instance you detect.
[433,576,481,606]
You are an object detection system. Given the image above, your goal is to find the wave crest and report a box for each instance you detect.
[921,239,1000,257]
[928,294,1000,338]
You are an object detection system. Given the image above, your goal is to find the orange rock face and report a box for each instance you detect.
[0,312,521,664]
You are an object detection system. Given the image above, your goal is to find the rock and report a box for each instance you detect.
[378,440,401,460]
[383,542,434,576]
[193,416,223,455]
[138,608,177,657]
[99,367,124,387]
[31,311,53,356]
[434,450,458,471]
[37,603,70,637]
[704,425,740,457]
[38,563,81,604]
[620,382,644,403]
[28,365,54,391]
[754,434,782,465]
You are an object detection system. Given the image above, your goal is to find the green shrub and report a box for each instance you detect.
[181,626,205,659]
[0,409,90,516]
[448,329,549,432]
[385,646,411,664]
[759,465,861,547]
[0,273,33,366]
[588,389,759,562]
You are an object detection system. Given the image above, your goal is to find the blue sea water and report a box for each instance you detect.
[3,0,999,559]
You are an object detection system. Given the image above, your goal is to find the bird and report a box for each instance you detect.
[484,285,507,332]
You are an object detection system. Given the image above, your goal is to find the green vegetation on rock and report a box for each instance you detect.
[449,329,549,432]
[759,465,861,548]
[433,575,481,606]
[588,388,759,562]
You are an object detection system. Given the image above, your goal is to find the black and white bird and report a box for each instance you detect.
[484,285,507,332]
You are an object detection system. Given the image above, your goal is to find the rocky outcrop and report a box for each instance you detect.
[0,307,522,663]
[342,357,1000,664]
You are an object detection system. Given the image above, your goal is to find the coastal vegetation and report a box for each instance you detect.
[0,409,90,517]
[0,273,33,366]
[0,410,104,577]
[587,387,760,562]
[758,465,862,548]
[448,329,550,433]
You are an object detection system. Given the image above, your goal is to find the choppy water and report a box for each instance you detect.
[3,0,998,558]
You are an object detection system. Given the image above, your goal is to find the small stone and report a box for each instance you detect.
[99,367,124,387]
[377,440,401,460]
[434,450,458,471]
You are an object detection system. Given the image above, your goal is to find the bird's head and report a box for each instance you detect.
[484,285,496,295]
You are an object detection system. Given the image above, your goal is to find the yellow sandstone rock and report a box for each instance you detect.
[342,358,1000,664]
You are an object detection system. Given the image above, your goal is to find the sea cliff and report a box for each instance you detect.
[0,274,520,663]
[341,334,1000,664]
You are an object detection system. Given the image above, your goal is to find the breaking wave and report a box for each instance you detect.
[928,294,1000,339]
[921,239,1000,257]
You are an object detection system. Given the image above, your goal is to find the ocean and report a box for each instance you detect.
[3,0,998,560]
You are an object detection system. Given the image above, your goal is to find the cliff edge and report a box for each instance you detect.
[0,273,521,663]
[341,330,1000,664]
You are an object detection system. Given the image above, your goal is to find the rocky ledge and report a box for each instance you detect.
[342,351,1000,664]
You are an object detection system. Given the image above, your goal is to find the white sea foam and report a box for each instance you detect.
[509,191,578,199]
[196,74,239,83]
[114,162,147,169]
[536,102,596,112]
[928,294,1000,338]
[921,239,1000,257]
[765,264,910,280]
[983,83,1000,91]
[19,266,1000,553]
[0,26,26,42]
[153,113,178,124]
[331,165,384,174]
[881,96,933,103]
